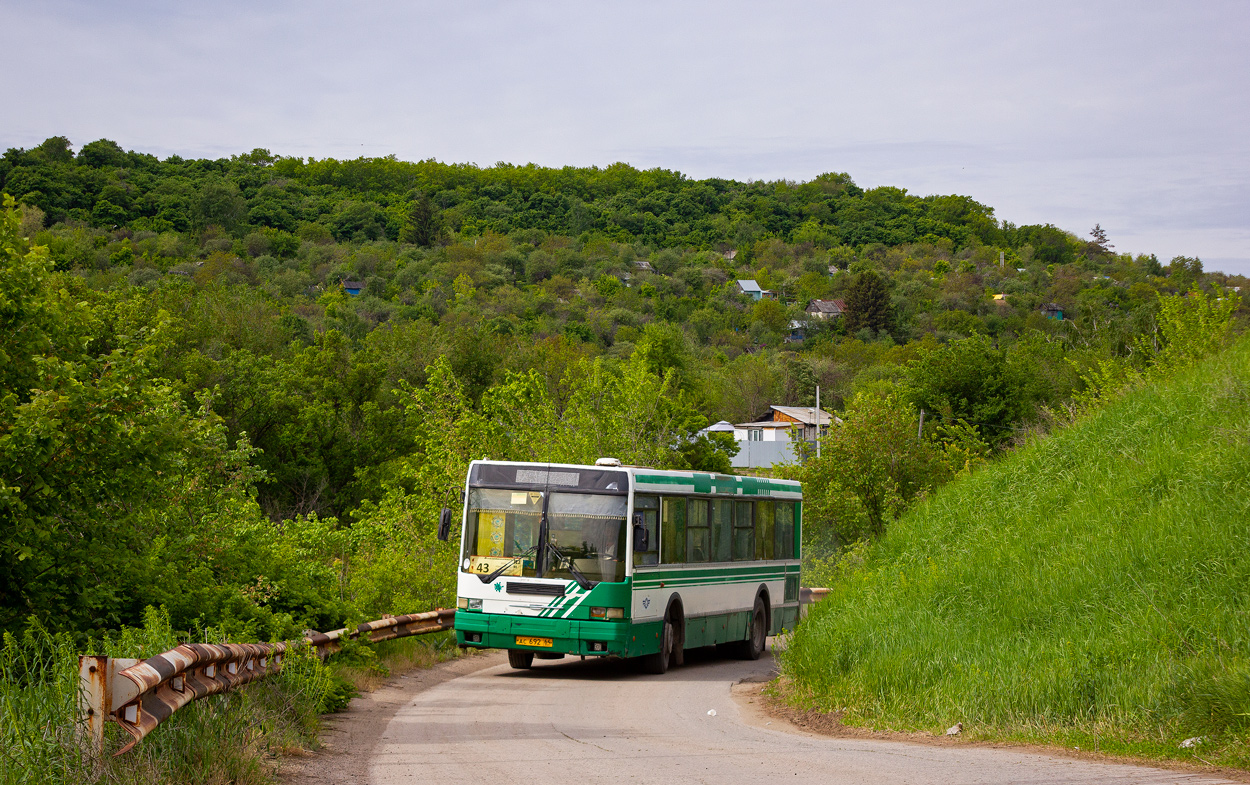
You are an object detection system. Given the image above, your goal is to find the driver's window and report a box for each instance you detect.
[633,496,660,566]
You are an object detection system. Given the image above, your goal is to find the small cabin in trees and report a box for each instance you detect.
[1039,302,1064,320]
[737,279,774,300]
[633,260,654,272]
[805,299,846,320]
[341,280,366,296]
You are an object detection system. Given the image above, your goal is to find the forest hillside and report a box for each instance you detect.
[2,136,1247,640]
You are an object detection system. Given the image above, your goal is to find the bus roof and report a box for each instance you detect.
[467,460,801,500]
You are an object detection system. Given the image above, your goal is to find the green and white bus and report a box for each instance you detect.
[450,459,802,673]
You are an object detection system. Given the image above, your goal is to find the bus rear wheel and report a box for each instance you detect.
[732,597,767,660]
[642,619,674,674]
[508,650,534,670]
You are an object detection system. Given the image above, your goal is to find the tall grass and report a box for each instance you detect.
[784,334,1250,766]
[0,608,332,785]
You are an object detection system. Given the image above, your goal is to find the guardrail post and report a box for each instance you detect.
[79,655,141,760]
[78,655,109,759]
[799,587,829,619]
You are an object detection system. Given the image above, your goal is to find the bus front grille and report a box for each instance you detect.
[507,582,566,596]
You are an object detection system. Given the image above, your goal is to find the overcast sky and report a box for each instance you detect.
[4,1,1248,275]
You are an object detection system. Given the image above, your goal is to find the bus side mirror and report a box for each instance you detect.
[438,508,452,541]
[632,514,648,552]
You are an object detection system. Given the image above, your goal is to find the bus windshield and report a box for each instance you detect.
[463,489,627,583]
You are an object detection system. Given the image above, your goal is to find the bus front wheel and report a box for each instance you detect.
[508,650,534,670]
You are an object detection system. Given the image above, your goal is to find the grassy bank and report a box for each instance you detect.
[783,333,1250,767]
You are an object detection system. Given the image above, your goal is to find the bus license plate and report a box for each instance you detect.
[516,636,553,647]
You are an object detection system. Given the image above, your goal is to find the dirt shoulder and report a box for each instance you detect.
[278,650,506,784]
[730,680,1250,784]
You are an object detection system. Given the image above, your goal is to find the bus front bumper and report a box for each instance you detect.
[455,611,653,657]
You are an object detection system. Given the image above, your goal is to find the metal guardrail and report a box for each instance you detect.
[799,587,830,604]
[79,608,454,756]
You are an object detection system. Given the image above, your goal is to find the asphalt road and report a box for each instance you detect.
[369,645,1237,785]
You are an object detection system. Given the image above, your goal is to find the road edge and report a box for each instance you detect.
[278,650,507,784]
[729,677,1250,784]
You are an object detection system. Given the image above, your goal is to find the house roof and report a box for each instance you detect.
[770,405,837,426]
[806,299,846,314]
[737,279,764,293]
[704,420,736,432]
[633,260,654,270]
[341,280,366,290]
[734,420,794,429]
[1039,302,1063,311]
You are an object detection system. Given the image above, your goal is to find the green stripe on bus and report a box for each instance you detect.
[634,472,800,497]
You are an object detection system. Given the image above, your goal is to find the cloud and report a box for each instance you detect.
[2,0,1248,266]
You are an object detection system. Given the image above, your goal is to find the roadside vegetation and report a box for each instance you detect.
[0,608,331,785]
[0,606,459,785]
[783,324,1250,768]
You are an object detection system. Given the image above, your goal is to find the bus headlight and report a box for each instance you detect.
[590,607,624,620]
[468,598,483,610]
[457,597,468,609]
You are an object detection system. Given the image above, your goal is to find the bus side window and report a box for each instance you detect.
[774,502,794,559]
[711,499,732,562]
[755,501,775,560]
[661,497,686,563]
[732,500,754,560]
[633,496,660,566]
[686,499,709,563]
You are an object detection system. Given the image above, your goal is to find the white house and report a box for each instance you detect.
[730,405,838,468]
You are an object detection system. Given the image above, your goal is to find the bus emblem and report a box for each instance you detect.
[642,597,650,609]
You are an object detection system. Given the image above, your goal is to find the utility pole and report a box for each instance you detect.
[918,409,925,441]
[815,386,821,458]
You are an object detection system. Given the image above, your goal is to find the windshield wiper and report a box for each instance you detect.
[545,541,596,590]
[476,545,538,583]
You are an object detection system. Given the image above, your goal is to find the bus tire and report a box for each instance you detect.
[732,596,767,660]
[642,620,673,674]
[508,650,534,670]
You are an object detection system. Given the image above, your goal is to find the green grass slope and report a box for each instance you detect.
[784,333,1250,766]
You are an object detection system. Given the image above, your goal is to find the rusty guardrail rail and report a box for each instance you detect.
[799,586,830,604]
[79,608,454,756]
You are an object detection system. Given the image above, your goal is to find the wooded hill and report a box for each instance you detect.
[1,136,1246,639]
